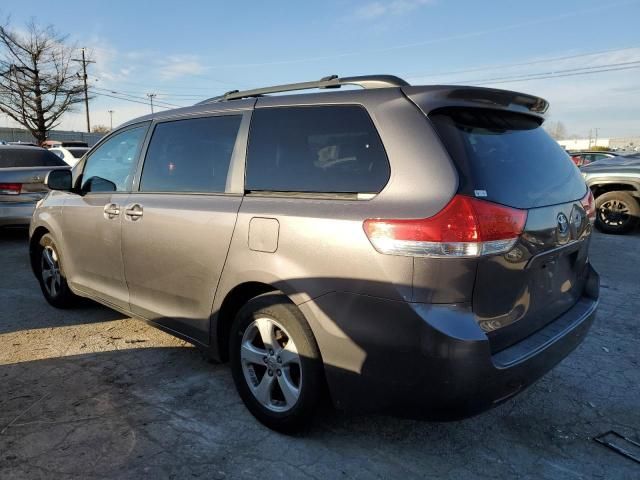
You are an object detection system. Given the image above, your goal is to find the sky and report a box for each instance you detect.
[2,0,640,138]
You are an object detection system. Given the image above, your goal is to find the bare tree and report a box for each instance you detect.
[91,124,110,133]
[545,120,568,140]
[0,19,84,144]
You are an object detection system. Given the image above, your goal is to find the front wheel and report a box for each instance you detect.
[595,191,640,234]
[37,234,79,308]
[229,293,324,433]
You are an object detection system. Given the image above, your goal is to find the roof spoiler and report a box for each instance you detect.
[403,85,549,116]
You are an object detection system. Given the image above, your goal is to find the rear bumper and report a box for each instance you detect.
[300,265,599,419]
[0,202,36,227]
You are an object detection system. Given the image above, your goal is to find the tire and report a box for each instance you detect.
[36,234,79,308]
[229,293,324,433]
[594,191,640,234]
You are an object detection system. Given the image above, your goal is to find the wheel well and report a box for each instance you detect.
[29,227,49,275]
[215,282,278,362]
[591,183,638,199]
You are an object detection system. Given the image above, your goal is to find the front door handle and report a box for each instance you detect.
[124,203,143,220]
[103,203,120,219]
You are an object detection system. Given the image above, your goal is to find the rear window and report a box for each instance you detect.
[0,148,67,168]
[246,105,390,194]
[430,108,586,208]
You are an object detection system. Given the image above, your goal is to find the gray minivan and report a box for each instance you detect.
[30,75,599,432]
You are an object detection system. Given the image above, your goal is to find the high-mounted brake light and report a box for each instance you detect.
[581,189,596,223]
[363,195,527,258]
[0,183,21,195]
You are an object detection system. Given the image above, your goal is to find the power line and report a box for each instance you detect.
[91,91,176,110]
[403,46,640,80]
[471,64,640,86]
[94,86,203,98]
[454,59,640,85]
[91,87,185,109]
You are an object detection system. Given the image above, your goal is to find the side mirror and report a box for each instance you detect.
[45,169,72,191]
[82,176,116,193]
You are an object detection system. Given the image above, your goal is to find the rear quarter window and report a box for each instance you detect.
[430,108,586,209]
[246,105,390,194]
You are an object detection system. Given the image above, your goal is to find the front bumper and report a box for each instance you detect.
[0,202,36,227]
[300,265,599,419]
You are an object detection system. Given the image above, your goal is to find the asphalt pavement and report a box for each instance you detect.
[0,227,638,479]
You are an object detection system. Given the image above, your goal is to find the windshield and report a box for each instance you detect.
[430,108,587,209]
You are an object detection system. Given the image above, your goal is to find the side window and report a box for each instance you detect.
[139,115,242,193]
[246,105,390,194]
[81,125,147,193]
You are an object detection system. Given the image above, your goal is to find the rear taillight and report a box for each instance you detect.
[0,183,21,195]
[581,189,596,223]
[363,195,527,258]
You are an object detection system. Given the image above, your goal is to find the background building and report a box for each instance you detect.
[558,137,640,151]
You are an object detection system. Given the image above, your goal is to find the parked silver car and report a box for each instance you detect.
[30,75,599,432]
[0,145,69,227]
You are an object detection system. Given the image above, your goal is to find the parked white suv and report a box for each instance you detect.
[49,146,89,166]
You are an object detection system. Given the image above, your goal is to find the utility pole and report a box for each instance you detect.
[108,110,114,130]
[146,93,156,114]
[594,127,599,147]
[71,48,95,133]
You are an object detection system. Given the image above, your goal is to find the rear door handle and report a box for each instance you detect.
[103,203,120,219]
[124,203,143,220]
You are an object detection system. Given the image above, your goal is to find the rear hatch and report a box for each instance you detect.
[415,102,592,352]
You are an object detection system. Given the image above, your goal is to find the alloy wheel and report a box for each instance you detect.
[41,246,62,298]
[599,199,630,226]
[240,317,302,412]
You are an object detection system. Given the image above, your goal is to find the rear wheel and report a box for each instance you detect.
[37,234,78,308]
[229,293,324,433]
[595,191,640,234]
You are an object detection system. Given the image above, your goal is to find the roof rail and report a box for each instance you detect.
[197,74,409,104]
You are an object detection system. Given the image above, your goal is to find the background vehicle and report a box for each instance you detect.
[30,75,598,432]
[42,140,90,149]
[581,156,640,233]
[569,150,617,167]
[49,146,90,166]
[0,145,69,227]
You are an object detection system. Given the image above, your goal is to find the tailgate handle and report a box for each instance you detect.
[125,204,143,220]
[103,203,120,219]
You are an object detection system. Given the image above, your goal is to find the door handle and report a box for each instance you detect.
[124,203,143,220]
[103,203,120,219]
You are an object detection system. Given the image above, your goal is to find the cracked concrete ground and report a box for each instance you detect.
[0,227,638,479]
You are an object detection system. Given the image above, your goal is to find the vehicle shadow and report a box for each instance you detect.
[0,340,636,480]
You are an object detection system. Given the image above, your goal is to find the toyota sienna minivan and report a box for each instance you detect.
[30,75,599,432]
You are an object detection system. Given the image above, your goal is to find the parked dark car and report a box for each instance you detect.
[29,75,599,432]
[581,155,640,233]
[569,150,617,167]
[0,145,70,227]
